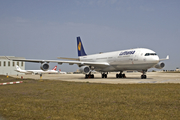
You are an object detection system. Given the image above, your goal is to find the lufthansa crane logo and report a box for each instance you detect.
[78,42,81,51]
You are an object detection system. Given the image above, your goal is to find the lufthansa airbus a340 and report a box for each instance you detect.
[7,37,169,79]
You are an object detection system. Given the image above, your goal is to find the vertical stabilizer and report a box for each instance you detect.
[52,66,57,70]
[77,37,87,57]
[16,65,21,70]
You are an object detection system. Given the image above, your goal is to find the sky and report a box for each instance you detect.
[0,0,180,72]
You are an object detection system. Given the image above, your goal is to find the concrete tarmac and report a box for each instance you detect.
[11,72,180,84]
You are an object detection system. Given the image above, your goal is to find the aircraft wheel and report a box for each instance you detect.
[141,75,147,79]
[102,73,107,78]
[116,74,119,78]
[85,74,94,79]
[118,74,122,78]
[144,75,147,79]
[105,74,107,78]
[102,74,104,78]
[122,74,126,78]
[85,74,88,79]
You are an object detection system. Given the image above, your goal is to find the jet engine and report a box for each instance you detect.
[79,66,90,74]
[154,62,165,69]
[40,63,49,71]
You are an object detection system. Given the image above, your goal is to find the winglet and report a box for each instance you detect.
[159,55,169,61]
[77,37,87,57]
[166,55,169,60]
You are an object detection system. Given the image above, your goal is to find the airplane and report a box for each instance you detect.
[15,65,58,74]
[7,36,169,79]
[59,69,67,74]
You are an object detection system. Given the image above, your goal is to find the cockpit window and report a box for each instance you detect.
[145,53,157,56]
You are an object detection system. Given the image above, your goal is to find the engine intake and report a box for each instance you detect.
[154,62,165,69]
[79,66,90,74]
[40,63,49,71]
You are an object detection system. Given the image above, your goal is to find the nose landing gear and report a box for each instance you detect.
[141,70,147,79]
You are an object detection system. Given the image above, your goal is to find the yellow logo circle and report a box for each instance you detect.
[78,42,81,51]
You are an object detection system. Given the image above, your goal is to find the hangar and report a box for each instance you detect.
[0,56,25,75]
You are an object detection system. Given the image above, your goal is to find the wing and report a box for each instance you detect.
[6,56,110,68]
[57,57,79,61]
[25,71,34,73]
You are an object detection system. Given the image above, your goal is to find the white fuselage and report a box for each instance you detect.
[16,69,58,74]
[59,71,67,74]
[79,48,159,72]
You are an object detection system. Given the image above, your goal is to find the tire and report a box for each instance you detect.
[85,74,88,79]
[116,74,119,78]
[102,74,104,78]
[105,74,107,78]
[144,75,147,79]
[141,75,147,79]
[119,74,122,78]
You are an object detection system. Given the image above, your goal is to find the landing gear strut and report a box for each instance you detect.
[101,72,108,78]
[116,71,126,78]
[85,72,94,79]
[141,70,147,79]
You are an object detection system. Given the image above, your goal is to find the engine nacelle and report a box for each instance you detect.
[40,63,49,71]
[79,66,90,74]
[154,62,165,69]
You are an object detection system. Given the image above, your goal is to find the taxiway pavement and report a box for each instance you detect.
[11,72,180,84]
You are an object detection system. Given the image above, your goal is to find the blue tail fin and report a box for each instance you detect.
[77,37,87,57]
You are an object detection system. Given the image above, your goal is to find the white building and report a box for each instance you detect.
[0,56,25,75]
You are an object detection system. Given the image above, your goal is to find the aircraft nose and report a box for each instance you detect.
[146,56,159,63]
[153,56,159,62]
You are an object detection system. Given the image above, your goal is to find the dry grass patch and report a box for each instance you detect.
[0,75,180,119]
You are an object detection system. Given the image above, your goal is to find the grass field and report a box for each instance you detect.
[0,75,180,120]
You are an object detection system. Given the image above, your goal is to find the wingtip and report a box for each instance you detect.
[166,55,169,60]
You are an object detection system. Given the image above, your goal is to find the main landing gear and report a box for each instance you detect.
[101,72,108,78]
[141,70,147,79]
[116,71,126,78]
[85,72,94,79]
[84,71,147,79]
